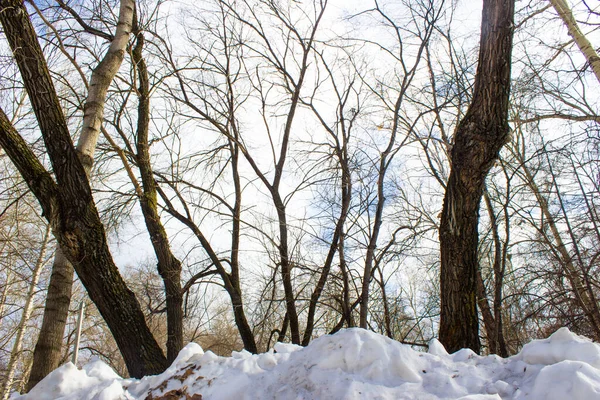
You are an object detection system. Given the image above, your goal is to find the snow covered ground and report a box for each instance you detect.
[14,327,600,399]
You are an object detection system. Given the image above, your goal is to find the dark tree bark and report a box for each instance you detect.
[439,0,515,354]
[27,0,138,387]
[156,187,258,354]
[0,0,167,377]
[131,21,184,365]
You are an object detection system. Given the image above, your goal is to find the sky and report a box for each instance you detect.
[106,0,485,270]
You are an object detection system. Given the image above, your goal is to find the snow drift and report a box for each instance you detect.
[15,327,600,399]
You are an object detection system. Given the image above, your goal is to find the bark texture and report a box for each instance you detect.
[131,26,184,363]
[27,0,138,386]
[439,0,515,354]
[26,248,73,391]
[548,0,600,85]
[77,0,135,169]
[0,0,167,378]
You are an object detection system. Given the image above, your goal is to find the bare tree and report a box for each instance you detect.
[162,0,329,346]
[0,0,167,378]
[353,0,444,329]
[1,224,50,400]
[130,8,185,364]
[24,0,151,387]
[439,0,515,353]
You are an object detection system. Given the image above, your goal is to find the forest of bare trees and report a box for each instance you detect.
[0,0,599,396]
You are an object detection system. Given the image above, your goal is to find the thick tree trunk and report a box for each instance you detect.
[0,0,167,378]
[27,0,138,386]
[439,0,515,354]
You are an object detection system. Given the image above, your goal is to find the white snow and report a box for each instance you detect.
[14,327,600,399]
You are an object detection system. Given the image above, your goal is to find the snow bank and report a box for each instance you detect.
[15,327,600,399]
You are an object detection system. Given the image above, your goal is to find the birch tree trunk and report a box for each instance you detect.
[548,0,600,85]
[27,0,139,389]
[1,225,50,400]
[0,0,167,378]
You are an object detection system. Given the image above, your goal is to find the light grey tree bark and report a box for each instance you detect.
[1,224,51,400]
[548,0,600,85]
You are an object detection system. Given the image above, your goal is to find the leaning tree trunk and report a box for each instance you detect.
[0,270,13,330]
[517,148,600,337]
[26,0,140,388]
[0,0,167,378]
[131,25,184,364]
[439,0,515,354]
[548,0,600,85]
[1,225,50,400]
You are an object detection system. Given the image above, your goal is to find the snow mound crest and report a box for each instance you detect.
[15,327,600,400]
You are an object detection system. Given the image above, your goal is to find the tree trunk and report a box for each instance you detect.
[131,23,184,365]
[484,190,509,357]
[302,136,352,345]
[27,0,139,386]
[227,135,258,353]
[230,290,257,353]
[77,0,135,170]
[26,249,73,391]
[339,234,354,328]
[0,0,167,378]
[548,0,600,85]
[480,189,509,356]
[476,268,497,354]
[273,195,301,344]
[157,197,258,353]
[358,105,401,330]
[439,0,515,354]
[1,224,50,400]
